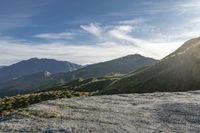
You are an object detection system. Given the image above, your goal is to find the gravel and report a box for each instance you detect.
[1,91,200,133]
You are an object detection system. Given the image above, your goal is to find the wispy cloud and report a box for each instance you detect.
[35,32,75,40]
[80,23,140,46]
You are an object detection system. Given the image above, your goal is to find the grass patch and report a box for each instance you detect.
[0,90,91,117]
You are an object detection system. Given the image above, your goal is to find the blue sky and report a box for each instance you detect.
[0,0,200,65]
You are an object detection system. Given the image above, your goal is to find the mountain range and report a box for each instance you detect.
[0,54,158,97]
[0,58,81,83]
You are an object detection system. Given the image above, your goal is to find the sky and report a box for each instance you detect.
[0,0,200,65]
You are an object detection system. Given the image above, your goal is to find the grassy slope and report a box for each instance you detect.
[101,37,200,94]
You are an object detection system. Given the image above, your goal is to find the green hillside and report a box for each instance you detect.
[101,37,200,94]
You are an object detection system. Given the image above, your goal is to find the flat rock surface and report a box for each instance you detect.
[1,91,200,133]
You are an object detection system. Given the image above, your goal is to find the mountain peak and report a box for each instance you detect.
[29,57,39,60]
[27,58,56,62]
[24,57,41,62]
[119,54,157,63]
[124,54,143,58]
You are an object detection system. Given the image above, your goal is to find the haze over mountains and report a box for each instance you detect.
[0,54,158,97]
[0,58,81,82]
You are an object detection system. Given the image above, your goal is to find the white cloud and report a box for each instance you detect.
[35,32,75,40]
[80,23,102,38]
[115,25,134,33]
[108,25,138,44]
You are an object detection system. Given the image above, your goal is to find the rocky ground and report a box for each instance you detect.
[1,91,200,133]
